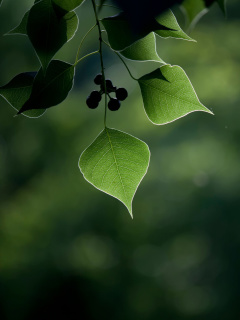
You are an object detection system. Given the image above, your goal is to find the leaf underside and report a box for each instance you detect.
[18,60,75,114]
[102,9,193,51]
[27,0,78,71]
[120,33,165,63]
[0,72,45,118]
[138,64,213,125]
[79,127,150,217]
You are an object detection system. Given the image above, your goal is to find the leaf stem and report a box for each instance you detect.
[103,40,137,81]
[91,0,108,128]
[75,24,97,64]
[74,50,99,66]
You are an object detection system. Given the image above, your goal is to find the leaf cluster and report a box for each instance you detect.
[0,0,225,217]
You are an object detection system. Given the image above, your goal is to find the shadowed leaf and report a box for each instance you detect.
[27,0,78,71]
[18,60,75,114]
[0,72,45,118]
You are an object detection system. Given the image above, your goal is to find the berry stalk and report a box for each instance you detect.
[91,0,107,127]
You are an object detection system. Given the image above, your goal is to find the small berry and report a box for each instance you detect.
[90,90,102,102]
[94,74,102,85]
[101,79,115,93]
[86,96,99,109]
[116,88,128,101]
[108,98,121,111]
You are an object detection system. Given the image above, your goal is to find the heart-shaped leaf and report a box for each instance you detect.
[18,60,75,114]
[101,12,174,51]
[79,127,150,217]
[27,0,78,71]
[0,72,45,118]
[138,65,213,125]
[120,33,165,63]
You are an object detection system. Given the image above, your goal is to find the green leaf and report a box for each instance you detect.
[138,65,213,125]
[155,9,194,41]
[7,11,29,35]
[27,0,78,71]
[120,33,165,63]
[217,0,226,14]
[52,0,85,12]
[0,0,3,7]
[0,72,45,118]
[101,12,174,51]
[79,127,150,217]
[18,60,75,114]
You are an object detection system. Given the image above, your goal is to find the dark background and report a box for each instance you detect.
[0,0,240,319]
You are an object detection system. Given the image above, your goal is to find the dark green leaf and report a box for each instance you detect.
[18,60,75,114]
[138,65,213,125]
[27,0,78,71]
[120,33,165,63]
[0,72,45,118]
[79,127,150,217]
[101,12,174,51]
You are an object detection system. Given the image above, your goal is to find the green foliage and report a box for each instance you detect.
[138,65,212,125]
[79,128,150,217]
[0,0,225,217]
[0,72,45,117]
[18,60,75,114]
[120,33,165,63]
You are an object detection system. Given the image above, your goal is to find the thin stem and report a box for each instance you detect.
[91,0,108,128]
[74,50,99,66]
[75,24,97,64]
[103,40,138,81]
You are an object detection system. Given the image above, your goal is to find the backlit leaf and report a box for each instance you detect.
[52,0,85,12]
[120,33,165,63]
[0,72,45,118]
[18,60,75,114]
[155,9,194,41]
[79,127,150,217]
[138,65,213,125]
[27,0,78,71]
[101,12,174,51]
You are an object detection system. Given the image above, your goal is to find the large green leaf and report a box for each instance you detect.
[0,72,45,118]
[155,9,194,41]
[52,0,85,12]
[18,60,75,114]
[79,127,150,217]
[101,12,174,51]
[27,0,78,71]
[138,65,213,125]
[120,33,165,63]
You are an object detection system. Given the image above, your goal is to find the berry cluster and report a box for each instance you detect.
[86,74,128,111]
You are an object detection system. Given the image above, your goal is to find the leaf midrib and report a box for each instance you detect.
[105,128,127,201]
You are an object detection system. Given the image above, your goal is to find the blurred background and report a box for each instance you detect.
[0,0,240,319]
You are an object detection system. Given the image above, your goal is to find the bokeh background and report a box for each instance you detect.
[0,0,240,319]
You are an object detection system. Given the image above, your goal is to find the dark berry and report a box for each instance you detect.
[101,79,116,93]
[116,88,128,101]
[90,90,102,102]
[86,96,99,109]
[94,74,102,85]
[108,98,121,111]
